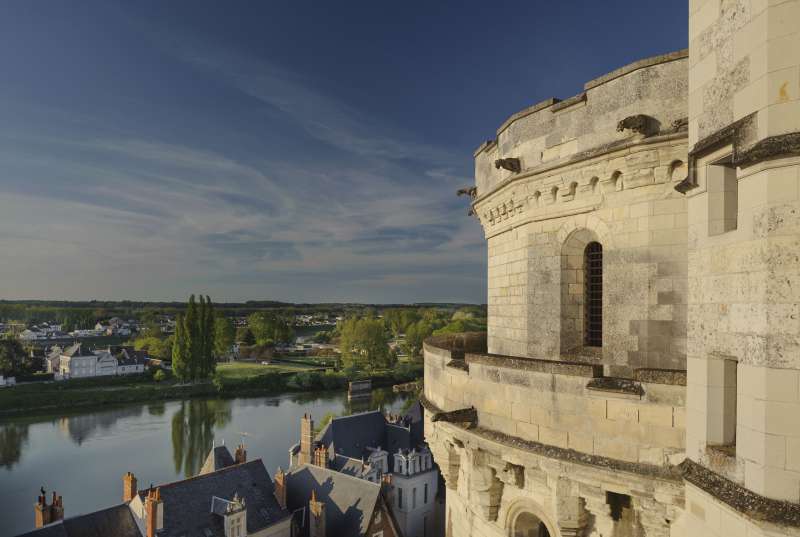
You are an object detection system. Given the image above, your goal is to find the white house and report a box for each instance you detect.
[116,347,148,375]
[58,343,117,379]
[45,345,64,373]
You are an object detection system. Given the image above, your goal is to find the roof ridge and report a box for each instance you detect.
[296,463,381,490]
[150,458,266,491]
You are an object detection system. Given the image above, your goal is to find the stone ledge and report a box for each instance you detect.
[551,92,586,112]
[446,359,469,372]
[680,459,800,527]
[466,352,602,378]
[634,368,687,386]
[586,377,644,397]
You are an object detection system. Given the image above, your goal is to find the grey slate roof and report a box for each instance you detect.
[286,464,381,537]
[199,446,235,475]
[149,459,288,537]
[16,504,140,537]
[62,343,91,358]
[318,410,412,460]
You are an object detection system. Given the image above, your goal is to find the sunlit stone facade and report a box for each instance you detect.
[424,2,800,536]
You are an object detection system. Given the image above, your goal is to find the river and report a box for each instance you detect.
[0,388,410,537]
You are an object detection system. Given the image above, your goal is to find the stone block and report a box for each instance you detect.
[639,405,675,427]
[607,399,640,422]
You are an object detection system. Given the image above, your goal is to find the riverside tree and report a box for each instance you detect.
[338,316,393,371]
[171,295,217,382]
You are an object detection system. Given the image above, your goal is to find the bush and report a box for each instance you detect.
[153,370,167,382]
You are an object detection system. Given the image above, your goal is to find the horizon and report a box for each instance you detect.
[0,1,687,303]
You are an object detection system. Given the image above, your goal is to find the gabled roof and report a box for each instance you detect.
[147,459,288,537]
[286,464,381,537]
[62,343,91,358]
[16,504,140,537]
[200,446,236,475]
[318,410,413,460]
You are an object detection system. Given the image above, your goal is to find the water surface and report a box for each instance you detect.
[0,388,409,537]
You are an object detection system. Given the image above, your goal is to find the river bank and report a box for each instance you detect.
[0,362,422,417]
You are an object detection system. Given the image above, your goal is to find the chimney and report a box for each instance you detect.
[273,467,287,510]
[145,487,163,537]
[234,443,247,464]
[309,490,326,537]
[50,492,64,523]
[299,414,314,465]
[123,472,138,502]
[34,491,50,529]
[34,489,64,529]
[313,444,329,468]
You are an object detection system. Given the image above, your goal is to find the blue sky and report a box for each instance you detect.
[0,1,687,303]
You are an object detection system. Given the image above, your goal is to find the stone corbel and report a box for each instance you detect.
[470,453,504,522]
[557,481,589,537]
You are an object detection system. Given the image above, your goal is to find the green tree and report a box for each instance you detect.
[237,327,256,346]
[0,337,27,376]
[202,296,216,378]
[404,320,434,359]
[184,295,199,381]
[339,316,391,371]
[134,335,173,361]
[171,314,189,382]
[214,315,235,358]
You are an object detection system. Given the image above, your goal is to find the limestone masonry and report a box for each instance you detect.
[425,1,800,536]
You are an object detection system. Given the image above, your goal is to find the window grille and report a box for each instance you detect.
[584,242,603,347]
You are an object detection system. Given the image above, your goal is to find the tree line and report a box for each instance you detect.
[171,295,217,382]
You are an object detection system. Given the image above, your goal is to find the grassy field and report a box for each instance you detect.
[215,361,320,380]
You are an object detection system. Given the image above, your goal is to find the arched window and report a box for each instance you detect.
[513,512,551,537]
[584,242,603,347]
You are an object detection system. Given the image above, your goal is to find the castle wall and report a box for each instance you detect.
[424,338,687,537]
[683,0,800,535]
[474,54,690,374]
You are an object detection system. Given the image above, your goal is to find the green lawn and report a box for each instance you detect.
[215,361,317,380]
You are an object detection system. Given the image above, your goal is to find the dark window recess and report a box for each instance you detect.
[584,241,603,347]
[606,491,631,522]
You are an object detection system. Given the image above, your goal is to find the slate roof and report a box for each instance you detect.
[62,343,92,358]
[117,348,149,367]
[330,454,368,478]
[16,504,140,537]
[286,464,381,537]
[148,459,289,537]
[317,410,412,460]
[200,446,236,475]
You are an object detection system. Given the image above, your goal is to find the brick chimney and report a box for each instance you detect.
[273,467,287,510]
[34,489,64,529]
[313,444,329,468]
[309,490,326,537]
[123,472,138,502]
[145,487,163,537]
[234,443,247,464]
[299,414,314,465]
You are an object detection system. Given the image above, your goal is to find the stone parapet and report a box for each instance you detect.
[424,334,687,469]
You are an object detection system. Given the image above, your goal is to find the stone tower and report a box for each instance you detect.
[309,489,326,537]
[299,413,314,465]
[682,0,800,535]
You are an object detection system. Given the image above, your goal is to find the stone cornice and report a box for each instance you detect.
[472,131,687,206]
[681,459,800,527]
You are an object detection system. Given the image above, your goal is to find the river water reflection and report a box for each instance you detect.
[0,388,409,537]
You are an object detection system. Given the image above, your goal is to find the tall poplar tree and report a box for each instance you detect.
[204,295,216,377]
[172,314,188,382]
[184,295,199,381]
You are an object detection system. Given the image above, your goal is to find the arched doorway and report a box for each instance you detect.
[513,512,551,537]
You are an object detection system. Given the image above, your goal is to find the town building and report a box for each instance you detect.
[115,347,149,375]
[289,407,443,537]
[58,343,112,379]
[16,442,401,537]
[424,2,800,536]
[19,444,292,537]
